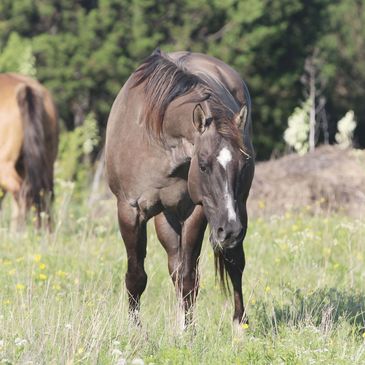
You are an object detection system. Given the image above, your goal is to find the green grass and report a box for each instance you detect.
[0,185,364,364]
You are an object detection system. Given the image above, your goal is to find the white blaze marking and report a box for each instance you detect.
[217,147,236,221]
[224,182,237,222]
[217,147,232,169]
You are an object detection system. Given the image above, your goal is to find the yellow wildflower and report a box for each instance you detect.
[8,269,16,276]
[34,254,42,263]
[241,323,249,329]
[56,270,67,278]
[52,284,61,291]
[38,273,47,281]
[265,286,271,293]
[39,263,46,270]
[292,224,299,232]
[285,212,291,219]
[16,284,25,291]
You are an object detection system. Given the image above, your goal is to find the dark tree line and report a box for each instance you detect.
[0,0,364,159]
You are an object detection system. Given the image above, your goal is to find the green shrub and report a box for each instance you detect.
[0,32,36,76]
[55,112,100,198]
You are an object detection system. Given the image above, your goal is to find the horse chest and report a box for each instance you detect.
[135,179,194,222]
[159,179,194,220]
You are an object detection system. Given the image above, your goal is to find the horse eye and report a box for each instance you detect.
[199,163,207,173]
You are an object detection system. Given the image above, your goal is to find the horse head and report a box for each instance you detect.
[188,102,254,250]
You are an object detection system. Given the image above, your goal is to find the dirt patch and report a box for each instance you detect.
[247,146,365,217]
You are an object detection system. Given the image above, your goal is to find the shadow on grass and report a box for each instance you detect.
[255,287,365,334]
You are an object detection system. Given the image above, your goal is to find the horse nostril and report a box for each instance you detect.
[217,227,233,242]
[217,227,224,240]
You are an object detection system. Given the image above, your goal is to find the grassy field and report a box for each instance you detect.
[0,184,364,364]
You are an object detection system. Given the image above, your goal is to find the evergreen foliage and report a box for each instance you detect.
[0,0,363,159]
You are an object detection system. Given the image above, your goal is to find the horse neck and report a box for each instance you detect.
[163,98,197,145]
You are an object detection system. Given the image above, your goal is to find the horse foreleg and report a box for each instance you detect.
[180,206,207,326]
[224,244,248,325]
[154,211,181,283]
[154,211,184,327]
[117,199,147,324]
[155,206,207,328]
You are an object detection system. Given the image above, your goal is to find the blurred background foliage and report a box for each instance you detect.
[0,0,364,160]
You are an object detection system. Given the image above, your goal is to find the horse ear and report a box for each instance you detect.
[193,104,207,134]
[235,105,248,129]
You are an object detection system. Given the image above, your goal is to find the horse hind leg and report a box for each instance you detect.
[117,198,147,324]
[0,162,24,229]
[0,189,6,208]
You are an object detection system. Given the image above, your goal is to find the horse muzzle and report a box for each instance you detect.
[210,224,245,250]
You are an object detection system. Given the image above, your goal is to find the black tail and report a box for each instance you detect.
[16,84,52,212]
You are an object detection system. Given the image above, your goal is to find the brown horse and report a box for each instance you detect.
[106,49,254,327]
[0,73,59,229]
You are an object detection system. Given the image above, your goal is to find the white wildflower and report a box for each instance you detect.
[116,357,127,365]
[111,349,123,357]
[284,100,310,155]
[131,358,144,365]
[335,110,357,148]
[14,337,27,346]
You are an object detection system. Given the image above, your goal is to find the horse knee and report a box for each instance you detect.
[125,267,147,297]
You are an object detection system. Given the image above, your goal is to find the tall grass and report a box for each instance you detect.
[0,184,364,364]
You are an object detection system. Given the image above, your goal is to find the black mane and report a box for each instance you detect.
[132,49,243,149]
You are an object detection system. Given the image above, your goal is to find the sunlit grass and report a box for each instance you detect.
[0,185,364,364]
